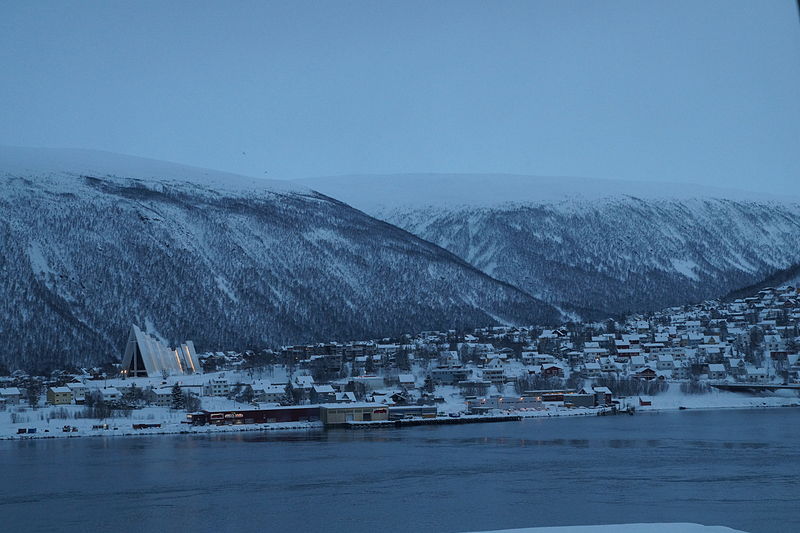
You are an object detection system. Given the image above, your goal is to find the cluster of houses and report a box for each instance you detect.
[2,285,799,417]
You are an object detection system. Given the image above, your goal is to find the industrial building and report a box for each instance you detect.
[319,404,389,426]
[120,325,200,378]
[467,396,543,414]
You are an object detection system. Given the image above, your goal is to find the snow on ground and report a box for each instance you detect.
[3,368,797,441]
[630,387,800,413]
[0,404,321,440]
[470,524,747,533]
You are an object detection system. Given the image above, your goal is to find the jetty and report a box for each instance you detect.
[345,413,521,429]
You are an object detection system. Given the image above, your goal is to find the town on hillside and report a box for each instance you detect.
[2,285,800,436]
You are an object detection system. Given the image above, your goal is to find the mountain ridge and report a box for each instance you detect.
[0,148,560,371]
[297,173,794,209]
[299,173,800,319]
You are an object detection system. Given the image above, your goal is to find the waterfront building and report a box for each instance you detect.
[319,404,389,426]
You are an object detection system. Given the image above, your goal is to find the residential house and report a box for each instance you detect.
[0,387,21,405]
[398,374,416,389]
[205,377,231,397]
[47,387,73,405]
[66,382,88,404]
[311,384,336,403]
[100,387,122,403]
[707,364,727,381]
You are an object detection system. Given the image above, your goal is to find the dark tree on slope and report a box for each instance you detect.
[171,384,185,410]
[26,383,42,409]
[395,349,411,371]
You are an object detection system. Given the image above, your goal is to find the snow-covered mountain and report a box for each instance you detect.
[299,174,800,318]
[0,148,559,371]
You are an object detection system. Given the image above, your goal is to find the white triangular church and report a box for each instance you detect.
[121,325,200,378]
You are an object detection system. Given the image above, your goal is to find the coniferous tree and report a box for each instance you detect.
[171,383,185,410]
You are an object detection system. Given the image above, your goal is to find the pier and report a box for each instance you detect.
[345,414,522,429]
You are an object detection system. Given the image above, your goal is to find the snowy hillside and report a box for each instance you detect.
[300,174,800,318]
[0,148,559,370]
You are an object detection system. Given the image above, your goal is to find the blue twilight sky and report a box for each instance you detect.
[1,0,798,192]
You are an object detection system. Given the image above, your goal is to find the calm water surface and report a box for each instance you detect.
[1,409,798,533]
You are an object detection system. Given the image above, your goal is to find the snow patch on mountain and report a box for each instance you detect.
[670,258,700,281]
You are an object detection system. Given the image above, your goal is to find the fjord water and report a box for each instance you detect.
[1,409,798,533]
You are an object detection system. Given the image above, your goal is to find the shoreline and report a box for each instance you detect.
[3,396,799,442]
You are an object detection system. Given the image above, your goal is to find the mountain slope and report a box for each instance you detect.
[299,174,800,318]
[723,262,800,301]
[0,148,559,371]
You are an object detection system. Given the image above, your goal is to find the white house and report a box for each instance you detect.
[252,383,286,403]
[153,388,174,407]
[0,387,21,405]
[205,377,231,397]
[656,354,675,371]
[100,387,122,402]
[707,363,727,381]
[746,368,769,384]
[583,362,602,378]
[481,358,507,384]
[398,374,416,388]
[66,382,88,404]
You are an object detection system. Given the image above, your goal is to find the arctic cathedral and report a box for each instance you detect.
[120,325,200,378]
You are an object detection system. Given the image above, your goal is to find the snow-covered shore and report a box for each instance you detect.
[2,388,798,442]
[627,386,800,413]
[0,405,323,441]
[470,524,747,533]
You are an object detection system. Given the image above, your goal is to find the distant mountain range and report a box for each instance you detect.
[300,174,800,319]
[0,147,559,371]
[3,149,799,372]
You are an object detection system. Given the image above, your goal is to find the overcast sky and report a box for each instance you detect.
[1,1,798,192]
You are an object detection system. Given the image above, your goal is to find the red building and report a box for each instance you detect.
[187,406,320,426]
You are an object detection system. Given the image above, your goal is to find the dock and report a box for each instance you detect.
[345,414,522,429]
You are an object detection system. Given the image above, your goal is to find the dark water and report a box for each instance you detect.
[1,409,798,533]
